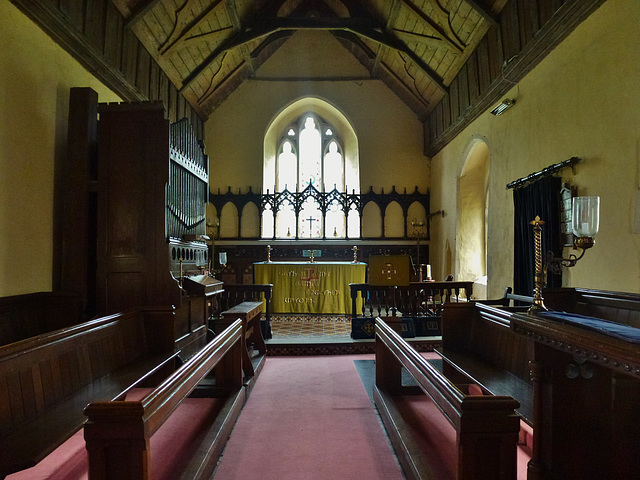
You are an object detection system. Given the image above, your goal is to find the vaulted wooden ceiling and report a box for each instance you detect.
[111,0,508,120]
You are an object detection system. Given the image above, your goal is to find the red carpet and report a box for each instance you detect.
[213,354,404,480]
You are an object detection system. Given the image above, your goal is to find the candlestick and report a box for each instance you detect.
[529,216,547,313]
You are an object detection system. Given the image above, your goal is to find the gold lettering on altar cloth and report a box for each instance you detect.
[282,267,335,303]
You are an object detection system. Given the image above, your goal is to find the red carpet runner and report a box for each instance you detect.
[213,354,404,480]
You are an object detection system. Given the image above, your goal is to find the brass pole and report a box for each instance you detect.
[529,216,547,313]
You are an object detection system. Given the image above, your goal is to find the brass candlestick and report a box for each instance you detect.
[529,216,547,313]
[267,245,272,262]
[352,245,358,263]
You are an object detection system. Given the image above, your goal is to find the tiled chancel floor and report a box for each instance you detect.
[268,314,351,337]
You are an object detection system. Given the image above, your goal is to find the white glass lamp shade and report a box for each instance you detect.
[219,252,228,266]
[571,196,600,237]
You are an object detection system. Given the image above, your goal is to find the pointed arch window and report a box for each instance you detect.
[263,112,359,239]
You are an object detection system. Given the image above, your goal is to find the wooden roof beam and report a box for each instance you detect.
[400,0,465,53]
[373,0,402,74]
[464,0,499,27]
[227,0,256,75]
[181,16,447,93]
[125,0,161,29]
[350,26,447,93]
[159,0,227,56]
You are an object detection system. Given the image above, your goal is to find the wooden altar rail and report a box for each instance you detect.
[439,302,534,424]
[375,318,521,480]
[0,291,82,346]
[349,281,473,319]
[84,319,245,480]
[0,306,178,479]
[219,284,273,339]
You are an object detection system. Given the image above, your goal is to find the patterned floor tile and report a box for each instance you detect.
[269,314,351,337]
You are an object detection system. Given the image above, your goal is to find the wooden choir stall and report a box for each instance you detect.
[512,288,640,480]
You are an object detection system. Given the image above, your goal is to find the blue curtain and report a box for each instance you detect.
[513,176,562,297]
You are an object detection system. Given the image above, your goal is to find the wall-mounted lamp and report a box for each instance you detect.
[490,98,516,116]
[529,196,600,312]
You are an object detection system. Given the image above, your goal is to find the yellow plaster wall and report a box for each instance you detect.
[0,2,120,296]
[430,0,640,297]
[205,30,429,236]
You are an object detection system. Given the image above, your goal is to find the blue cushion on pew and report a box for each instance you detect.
[537,311,640,344]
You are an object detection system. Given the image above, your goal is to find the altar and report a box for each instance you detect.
[253,262,367,314]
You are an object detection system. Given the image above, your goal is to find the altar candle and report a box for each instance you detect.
[426,264,432,279]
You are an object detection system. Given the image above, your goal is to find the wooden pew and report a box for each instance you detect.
[83,319,245,480]
[439,302,534,424]
[218,301,266,388]
[375,317,521,480]
[0,306,178,478]
[543,287,640,326]
[0,292,82,346]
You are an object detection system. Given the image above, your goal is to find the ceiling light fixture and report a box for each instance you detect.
[490,98,516,115]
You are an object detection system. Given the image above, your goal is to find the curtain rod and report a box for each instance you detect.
[506,157,581,190]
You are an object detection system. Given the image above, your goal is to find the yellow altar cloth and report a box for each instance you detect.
[253,262,367,314]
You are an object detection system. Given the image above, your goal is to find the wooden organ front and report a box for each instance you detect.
[61,87,221,361]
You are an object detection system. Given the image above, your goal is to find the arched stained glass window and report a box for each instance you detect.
[265,112,355,239]
[262,98,361,240]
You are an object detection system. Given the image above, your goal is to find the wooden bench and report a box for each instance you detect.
[0,292,82,346]
[218,301,266,385]
[83,319,245,480]
[0,306,178,478]
[375,317,521,480]
[543,287,640,325]
[438,302,534,424]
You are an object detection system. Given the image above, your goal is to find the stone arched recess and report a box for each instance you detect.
[457,140,489,298]
[263,96,360,194]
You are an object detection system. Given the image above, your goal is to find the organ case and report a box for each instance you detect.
[61,87,218,360]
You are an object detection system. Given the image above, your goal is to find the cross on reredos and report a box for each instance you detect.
[383,262,397,280]
[306,216,316,237]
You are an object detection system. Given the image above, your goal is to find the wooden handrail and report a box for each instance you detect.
[140,319,243,436]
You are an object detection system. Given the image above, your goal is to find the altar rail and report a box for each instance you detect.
[350,281,473,319]
[375,317,521,480]
[218,284,273,339]
[84,319,245,480]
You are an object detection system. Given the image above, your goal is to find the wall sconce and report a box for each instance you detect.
[490,98,516,115]
[530,196,600,312]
